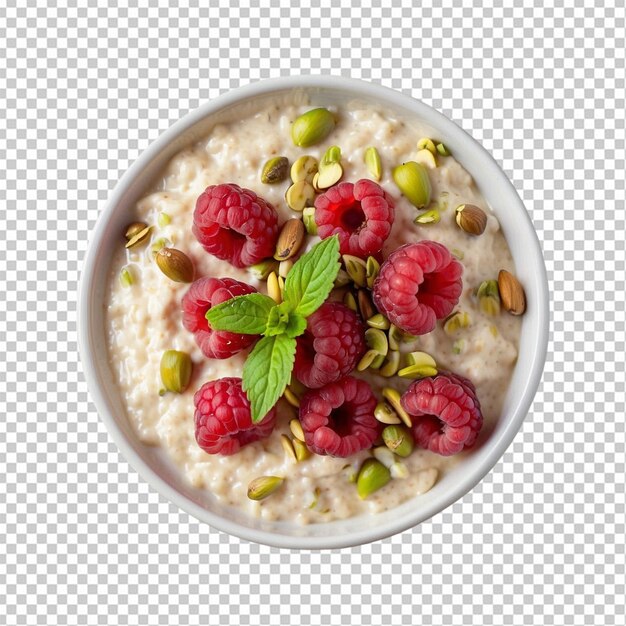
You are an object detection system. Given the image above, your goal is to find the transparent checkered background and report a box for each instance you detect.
[1,1,624,624]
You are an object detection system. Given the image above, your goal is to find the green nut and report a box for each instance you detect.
[291,108,335,147]
[320,145,342,167]
[372,446,396,469]
[247,476,285,501]
[302,206,318,235]
[388,324,403,351]
[249,259,279,281]
[343,291,358,312]
[290,156,319,184]
[399,351,438,379]
[155,247,194,283]
[382,387,412,427]
[280,434,297,461]
[283,387,300,408]
[436,142,451,156]
[443,311,471,335]
[334,269,351,288]
[158,212,171,228]
[357,289,375,321]
[357,458,391,499]
[293,438,310,462]
[286,180,316,212]
[160,350,192,394]
[414,209,440,225]
[390,462,409,479]
[382,425,414,457]
[316,161,343,189]
[374,401,402,425]
[417,137,437,154]
[379,350,401,377]
[343,255,367,287]
[392,161,432,208]
[150,237,171,257]
[366,313,390,330]
[370,353,386,370]
[357,349,380,372]
[364,146,382,181]
[125,224,152,249]
[366,256,380,288]
[365,328,388,356]
[476,279,501,316]
[261,156,289,184]
[415,149,438,169]
[452,339,466,354]
[289,419,305,442]
[119,266,134,288]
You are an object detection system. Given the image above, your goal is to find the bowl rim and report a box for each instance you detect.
[79,75,549,550]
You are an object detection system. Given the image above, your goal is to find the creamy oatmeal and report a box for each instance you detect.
[106,97,522,524]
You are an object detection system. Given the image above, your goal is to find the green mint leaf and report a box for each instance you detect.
[205,293,275,334]
[285,313,307,338]
[242,334,296,423]
[265,302,291,337]
[283,235,341,317]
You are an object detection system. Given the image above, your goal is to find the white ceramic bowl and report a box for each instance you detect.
[79,76,548,549]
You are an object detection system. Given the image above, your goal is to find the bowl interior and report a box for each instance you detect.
[80,78,548,549]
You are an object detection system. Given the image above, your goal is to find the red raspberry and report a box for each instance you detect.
[314,179,395,257]
[194,377,277,455]
[193,183,279,268]
[372,240,462,336]
[294,302,366,389]
[401,372,483,456]
[299,376,380,457]
[182,277,258,359]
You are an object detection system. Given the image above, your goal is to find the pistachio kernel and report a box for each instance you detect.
[291,108,335,147]
[455,204,487,236]
[364,146,382,181]
[160,350,192,394]
[320,145,342,167]
[316,161,343,189]
[293,438,310,462]
[155,248,194,283]
[267,271,282,303]
[404,350,437,368]
[373,446,396,469]
[158,212,171,228]
[415,148,437,169]
[382,387,412,427]
[283,386,300,408]
[150,237,171,257]
[289,419,305,442]
[366,256,380,288]
[286,181,316,212]
[370,353,386,370]
[343,291,358,312]
[302,206,318,235]
[379,350,401,377]
[119,266,134,288]
[388,324,403,351]
[417,137,437,154]
[334,269,351,288]
[357,289,376,321]
[443,311,471,336]
[357,349,380,372]
[247,476,285,501]
[436,142,451,156]
[414,209,440,225]
[278,259,293,279]
[365,327,388,356]
[366,313,390,330]
[392,161,432,208]
[248,259,279,281]
[343,255,367,287]
[280,434,297,462]
[125,224,152,249]
[476,279,501,316]
[290,155,319,184]
[398,363,438,379]
[125,221,148,241]
[382,424,414,458]
[261,156,289,184]
[374,401,402,425]
[357,458,391,500]
[274,218,305,261]
[311,171,322,193]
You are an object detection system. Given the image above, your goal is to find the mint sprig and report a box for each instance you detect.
[204,235,340,422]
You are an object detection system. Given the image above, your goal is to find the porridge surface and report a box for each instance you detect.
[106,98,521,524]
